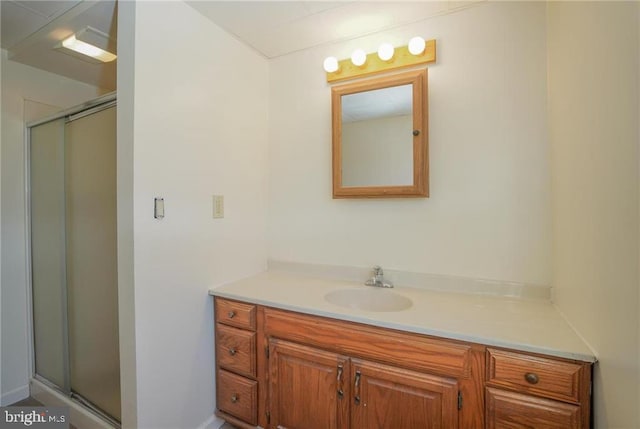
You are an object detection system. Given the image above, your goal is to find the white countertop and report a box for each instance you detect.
[209,271,596,363]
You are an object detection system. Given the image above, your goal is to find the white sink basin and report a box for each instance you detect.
[324,288,413,312]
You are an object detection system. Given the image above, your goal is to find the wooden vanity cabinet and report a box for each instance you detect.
[214,298,267,429]
[485,348,591,429]
[262,306,484,429]
[268,338,461,429]
[213,297,593,429]
[269,339,349,429]
[486,387,581,429]
[350,359,460,429]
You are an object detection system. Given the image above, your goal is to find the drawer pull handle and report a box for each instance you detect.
[524,372,539,384]
[228,310,236,319]
[231,394,239,403]
[228,348,237,356]
[354,371,361,405]
[337,364,344,400]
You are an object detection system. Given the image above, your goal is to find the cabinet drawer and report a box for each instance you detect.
[217,370,257,425]
[486,387,580,429]
[217,324,256,378]
[215,298,256,330]
[487,348,584,403]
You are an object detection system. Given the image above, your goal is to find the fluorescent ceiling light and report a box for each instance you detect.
[61,34,116,63]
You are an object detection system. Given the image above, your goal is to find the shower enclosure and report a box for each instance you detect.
[28,95,120,424]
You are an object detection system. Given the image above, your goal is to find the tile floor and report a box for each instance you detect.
[10,398,237,429]
[9,396,44,407]
[9,397,78,429]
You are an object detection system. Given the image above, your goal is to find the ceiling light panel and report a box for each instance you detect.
[14,0,81,19]
[56,26,116,63]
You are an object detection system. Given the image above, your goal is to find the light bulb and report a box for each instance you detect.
[408,36,426,56]
[351,49,367,67]
[323,56,339,73]
[377,43,394,61]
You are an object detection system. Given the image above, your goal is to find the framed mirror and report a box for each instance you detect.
[331,69,428,198]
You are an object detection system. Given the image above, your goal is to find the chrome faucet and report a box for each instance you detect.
[365,265,393,288]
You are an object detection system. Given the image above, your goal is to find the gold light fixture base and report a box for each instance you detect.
[326,39,436,83]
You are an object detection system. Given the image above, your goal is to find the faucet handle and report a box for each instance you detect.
[372,265,383,275]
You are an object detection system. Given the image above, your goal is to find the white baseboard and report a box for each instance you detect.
[1,385,29,406]
[196,414,225,429]
[30,378,115,429]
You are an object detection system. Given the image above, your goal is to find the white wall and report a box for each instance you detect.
[268,2,551,287]
[116,2,137,427]
[548,2,640,428]
[0,51,101,405]
[127,2,268,428]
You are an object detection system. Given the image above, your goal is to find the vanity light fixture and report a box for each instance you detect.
[408,36,426,56]
[323,56,339,73]
[377,43,395,61]
[324,37,436,83]
[350,49,367,67]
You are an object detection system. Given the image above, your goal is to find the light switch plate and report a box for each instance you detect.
[213,195,224,219]
[154,197,164,219]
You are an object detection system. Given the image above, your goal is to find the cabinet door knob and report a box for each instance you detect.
[413,129,420,136]
[228,310,236,319]
[230,394,238,403]
[228,348,237,356]
[524,372,539,384]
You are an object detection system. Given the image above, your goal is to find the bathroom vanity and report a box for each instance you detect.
[210,272,595,429]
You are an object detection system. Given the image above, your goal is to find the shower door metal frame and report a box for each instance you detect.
[25,92,118,427]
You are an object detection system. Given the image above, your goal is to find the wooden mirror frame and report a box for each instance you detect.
[331,69,428,198]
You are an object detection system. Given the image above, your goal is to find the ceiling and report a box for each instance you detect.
[1,0,117,91]
[187,1,482,59]
[1,1,482,90]
[2,1,80,48]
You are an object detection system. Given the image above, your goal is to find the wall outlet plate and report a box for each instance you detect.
[213,195,224,219]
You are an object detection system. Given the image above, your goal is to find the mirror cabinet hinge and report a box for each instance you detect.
[458,391,462,410]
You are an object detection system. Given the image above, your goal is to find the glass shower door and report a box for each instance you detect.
[29,104,120,422]
[65,106,120,420]
[30,118,68,390]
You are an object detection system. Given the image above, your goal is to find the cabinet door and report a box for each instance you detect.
[486,387,580,429]
[351,359,459,429]
[269,339,349,429]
